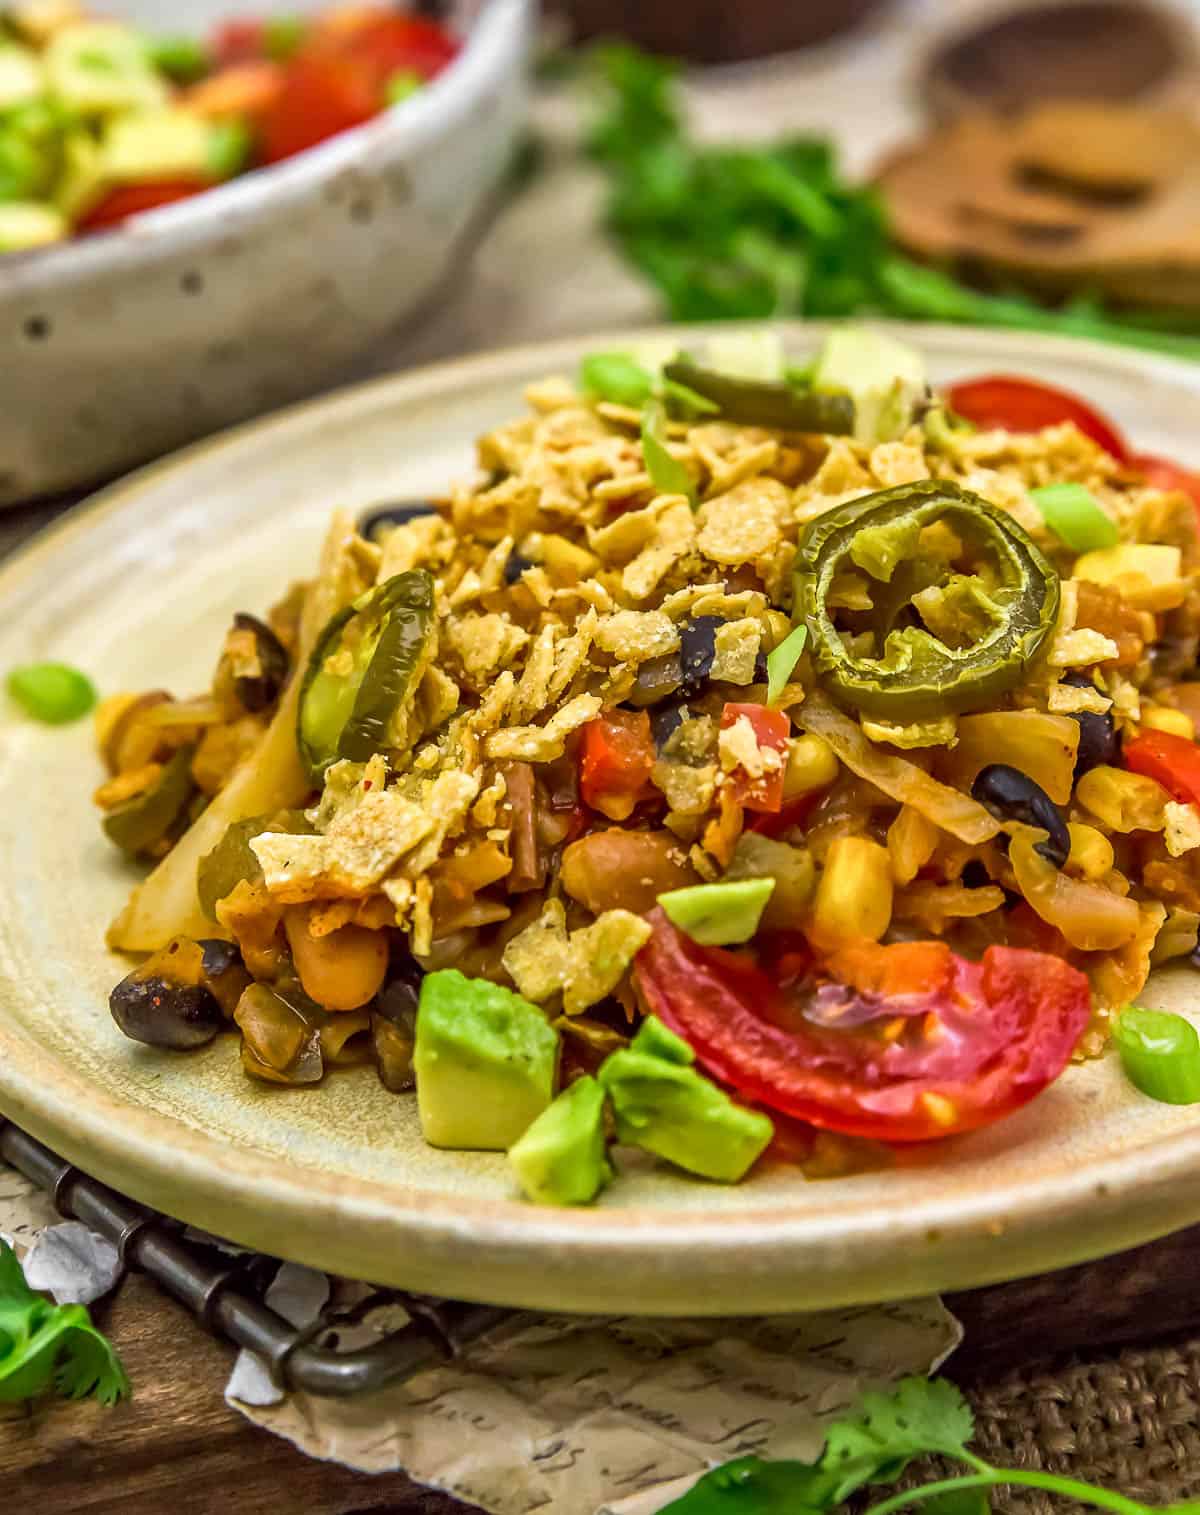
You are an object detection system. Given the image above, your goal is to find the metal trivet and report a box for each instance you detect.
[0,1117,512,1398]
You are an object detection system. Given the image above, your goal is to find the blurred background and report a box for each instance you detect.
[6,0,1200,509]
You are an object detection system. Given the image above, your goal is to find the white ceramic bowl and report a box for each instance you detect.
[0,0,532,505]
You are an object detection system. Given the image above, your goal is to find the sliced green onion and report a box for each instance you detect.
[263,16,307,61]
[384,69,423,106]
[145,34,211,83]
[1029,483,1119,553]
[661,375,720,418]
[7,662,97,724]
[765,623,807,704]
[580,351,655,407]
[641,400,696,506]
[1113,1005,1200,1105]
[658,878,775,946]
[207,120,252,180]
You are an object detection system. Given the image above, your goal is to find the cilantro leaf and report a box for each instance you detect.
[0,1240,129,1406]
[661,1455,836,1513]
[586,42,1200,361]
[641,399,697,506]
[819,1378,975,1501]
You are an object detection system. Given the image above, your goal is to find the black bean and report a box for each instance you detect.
[230,613,288,712]
[971,764,1070,868]
[651,703,687,749]
[753,649,769,684]
[357,501,437,540]
[1062,672,1120,777]
[110,971,223,1051]
[678,616,722,697]
[199,938,242,978]
[504,550,536,585]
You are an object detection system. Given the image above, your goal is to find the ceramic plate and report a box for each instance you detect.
[4,323,1200,1316]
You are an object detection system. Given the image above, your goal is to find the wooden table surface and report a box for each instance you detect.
[6,1220,1200,1514]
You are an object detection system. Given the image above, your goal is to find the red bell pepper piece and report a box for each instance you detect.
[580,710,657,821]
[1125,728,1200,808]
[720,702,790,814]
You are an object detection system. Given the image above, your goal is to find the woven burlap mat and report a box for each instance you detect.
[930,1343,1200,1513]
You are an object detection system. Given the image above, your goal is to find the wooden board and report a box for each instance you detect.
[6,1223,1200,1514]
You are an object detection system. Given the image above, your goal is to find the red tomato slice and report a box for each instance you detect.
[580,710,657,821]
[1125,728,1200,808]
[946,375,1130,462]
[634,911,1091,1142]
[1132,453,1200,512]
[720,703,790,814]
[259,51,380,162]
[215,19,268,65]
[78,180,209,232]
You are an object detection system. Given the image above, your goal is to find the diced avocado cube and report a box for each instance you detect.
[54,127,105,219]
[414,969,559,1151]
[812,326,927,445]
[102,110,216,186]
[0,129,49,202]
[599,1047,773,1183]
[629,1014,694,1066]
[658,877,775,946]
[0,199,67,250]
[0,44,43,111]
[508,1075,613,1206]
[45,22,169,116]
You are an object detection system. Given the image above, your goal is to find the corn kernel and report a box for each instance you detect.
[920,1092,959,1129]
[783,732,839,800]
[811,836,892,946]
[1076,765,1168,833]
[1065,821,1114,882]
[1141,705,1196,741]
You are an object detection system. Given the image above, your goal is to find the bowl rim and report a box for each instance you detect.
[6,318,1200,1313]
[0,0,529,292]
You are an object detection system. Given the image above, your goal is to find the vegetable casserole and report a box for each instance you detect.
[91,328,1200,1205]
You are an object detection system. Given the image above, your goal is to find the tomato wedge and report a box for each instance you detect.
[78,180,209,232]
[1132,454,1200,512]
[259,51,380,162]
[1125,728,1200,808]
[326,12,459,81]
[634,911,1091,1142]
[946,375,1130,462]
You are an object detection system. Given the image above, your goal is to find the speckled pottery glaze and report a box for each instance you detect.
[0,0,531,506]
[3,324,1200,1315]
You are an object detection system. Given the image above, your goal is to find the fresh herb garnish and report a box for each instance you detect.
[765,624,807,705]
[586,44,1200,361]
[0,1239,130,1406]
[581,350,657,407]
[1113,1006,1200,1105]
[641,399,696,505]
[6,661,96,724]
[663,1375,1182,1514]
[1028,483,1119,554]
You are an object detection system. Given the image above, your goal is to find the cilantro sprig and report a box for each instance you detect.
[0,1240,129,1406]
[586,44,1200,362]
[663,1376,1191,1514]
